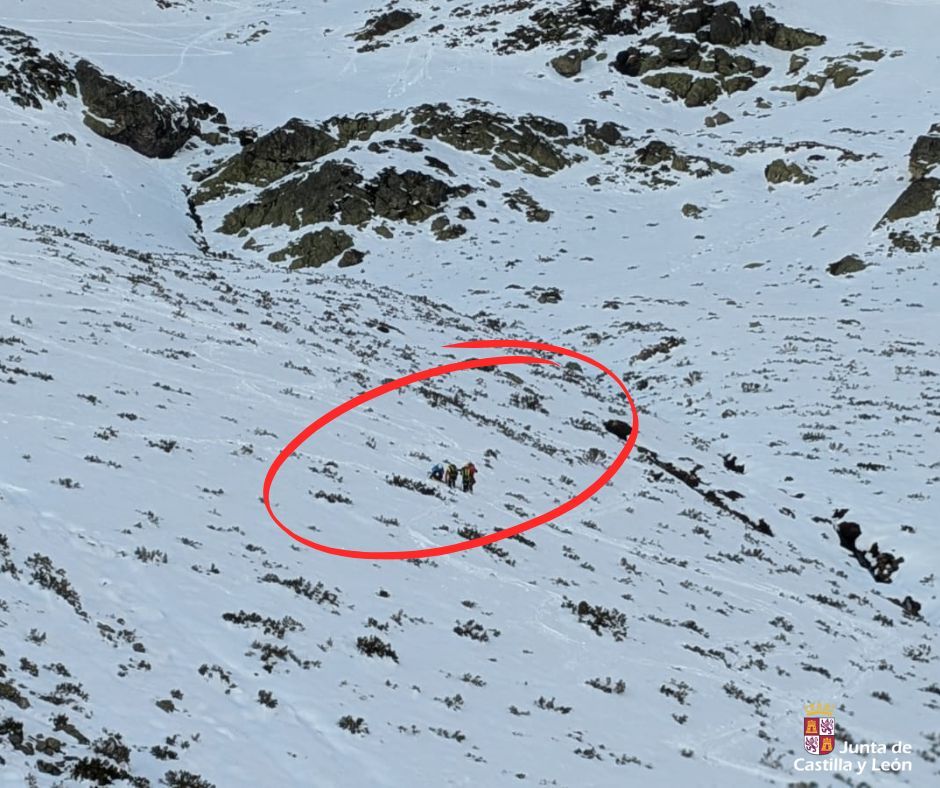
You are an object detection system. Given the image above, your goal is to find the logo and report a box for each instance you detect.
[803,702,835,756]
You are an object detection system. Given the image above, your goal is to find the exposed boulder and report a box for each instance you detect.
[768,24,826,51]
[268,228,353,269]
[684,76,721,107]
[337,248,366,268]
[672,6,708,35]
[709,7,745,47]
[764,158,815,185]
[836,521,861,551]
[881,178,940,223]
[827,254,866,276]
[75,60,215,158]
[551,49,588,77]
[430,215,467,240]
[705,110,733,127]
[536,287,563,304]
[788,54,809,74]
[612,47,646,77]
[604,419,633,441]
[909,134,940,180]
[642,71,694,101]
[355,10,418,41]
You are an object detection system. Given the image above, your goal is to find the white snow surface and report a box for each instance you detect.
[0,1,938,786]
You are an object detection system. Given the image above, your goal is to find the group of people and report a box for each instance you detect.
[430,461,477,493]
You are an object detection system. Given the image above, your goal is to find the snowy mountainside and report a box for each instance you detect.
[1,0,939,786]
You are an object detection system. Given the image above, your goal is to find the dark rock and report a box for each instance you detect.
[431,215,467,240]
[768,24,826,51]
[74,59,205,158]
[590,120,622,145]
[788,54,809,74]
[604,419,633,441]
[220,161,468,235]
[337,248,366,268]
[537,287,562,304]
[705,110,733,127]
[710,10,745,47]
[836,521,861,551]
[269,228,354,269]
[635,140,676,167]
[197,113,403,204]
[684,76,721,107]
[425,155,454,175]
[764,158,814,184]
[672,7,708,34]
[909,134,940,180]
[747,7,775,46]
[612,47,646,77]
[410,104,575,175]
[551,49,584,77]
[824,62,867,89]
[882,178,940,222]
[653,35,701,64]
[723,75,757,94]
[900,595,922,616]
[355,10,418,41]
[0,26,75,109]
[235,128,258,146]
[642,71,694,100]
[827,254,866,276]
[220,160,364,233]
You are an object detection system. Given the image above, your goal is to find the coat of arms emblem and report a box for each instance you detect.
[803,702,835,755]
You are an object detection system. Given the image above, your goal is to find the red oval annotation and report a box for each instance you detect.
[262,339,639,560]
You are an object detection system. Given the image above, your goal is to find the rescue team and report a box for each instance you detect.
[428,461,476,493]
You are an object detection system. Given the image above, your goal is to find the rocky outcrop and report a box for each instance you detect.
[0,27,75,109]
[268,228,354,270]
[764,158,815,185]
[355,10,418,41]
[909,134,940,180]
[877,126,940,251]
[668,3,826,51]
[219,161,471,236]
[551,49,594,77]
[614,4,828,106]
[75,60,221,158]
[498,1,639,55]
[194,113,404,204]
[410,104,582,176]
[882,178,940,223]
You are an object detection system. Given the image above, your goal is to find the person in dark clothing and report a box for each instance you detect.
[444,462,458,489]
[461,462,477,493]
[429,463,444,482]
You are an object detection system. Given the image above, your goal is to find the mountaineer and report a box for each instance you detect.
[444,462,458,489]
[429,462,444,482]
[461,462,477,493]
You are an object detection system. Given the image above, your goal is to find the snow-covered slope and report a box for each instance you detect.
[0,1,938,786]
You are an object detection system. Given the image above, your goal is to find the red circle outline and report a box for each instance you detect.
[262,340,639,559]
